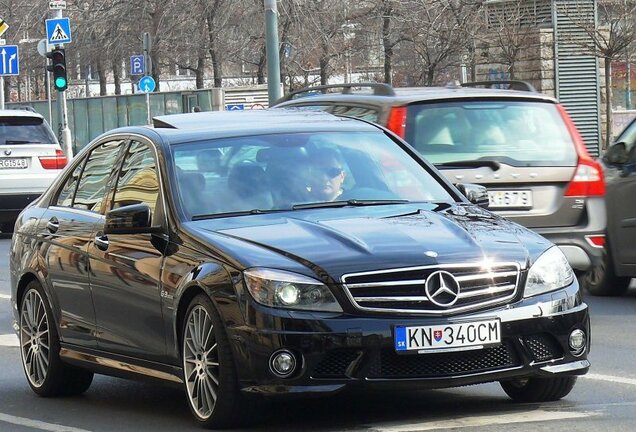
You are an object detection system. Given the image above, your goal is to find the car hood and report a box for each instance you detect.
[187,203,551,280]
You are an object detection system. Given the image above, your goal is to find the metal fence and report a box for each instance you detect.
[6,88,223,153]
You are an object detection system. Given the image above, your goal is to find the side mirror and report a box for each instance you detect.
[455,183,490,209]
[104,203,161,235]
[604,142,629,166]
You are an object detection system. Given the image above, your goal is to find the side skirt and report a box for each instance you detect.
[59,344,184,386]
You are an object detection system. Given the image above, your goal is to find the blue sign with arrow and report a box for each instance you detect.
[226,103,245,111]
[46,17,72,45]
[138,75,156,93]
[130,55,144,75]
[0,45,19,76]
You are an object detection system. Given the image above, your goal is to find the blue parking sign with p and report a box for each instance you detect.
[130,55,145,75]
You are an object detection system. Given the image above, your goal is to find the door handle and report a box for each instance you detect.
[46,217,59,234]
[94,234,109,251]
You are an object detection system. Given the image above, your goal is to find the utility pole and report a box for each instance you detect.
[264,0,281,105]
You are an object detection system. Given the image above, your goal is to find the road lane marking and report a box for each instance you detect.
[0,334,18,347]
[370,410,596,431]
[0,413,92,432]
[0,293,10,299]
[584,373,636,387]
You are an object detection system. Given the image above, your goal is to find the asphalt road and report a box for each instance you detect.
[2,235,636,432]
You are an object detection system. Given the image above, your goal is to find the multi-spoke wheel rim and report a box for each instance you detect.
[183,305,219,420]
[20,290,50,388]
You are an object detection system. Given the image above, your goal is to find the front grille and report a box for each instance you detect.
[524,334,563,362]
[312,349,361,378]
[342,262,520,314]
[367,341,520,379]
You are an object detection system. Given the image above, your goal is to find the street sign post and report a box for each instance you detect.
[226,103,245,111]
[0,45,19,76]
[138,76,155,93]
[46,17,72,45]
[130,55,144,75]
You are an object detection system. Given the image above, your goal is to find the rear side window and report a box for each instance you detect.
[405,101,578,167]
[0,116,57,145]
[283,104,379,122]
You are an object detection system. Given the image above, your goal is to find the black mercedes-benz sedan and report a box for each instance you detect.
[10,110,590,428]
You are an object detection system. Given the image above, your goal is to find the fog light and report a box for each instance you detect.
[569,329,586,355]
[269,350,297,377]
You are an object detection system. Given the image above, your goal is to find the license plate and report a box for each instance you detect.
[487,190,532,209]
[395,319,501,353]
[0,158,28,169]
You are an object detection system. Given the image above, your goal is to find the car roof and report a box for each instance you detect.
[0,109,44,119]
[276,86,558,106]
[97,109,381,146]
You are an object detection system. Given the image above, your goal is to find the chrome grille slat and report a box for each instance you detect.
[353,296,430,303]
[346,279,427,289]
[341,262,521,315]
[457,284,516,299]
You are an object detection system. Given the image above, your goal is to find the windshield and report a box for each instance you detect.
[0,116,58,144]
[171,131,453,219]
[405,101,578,167]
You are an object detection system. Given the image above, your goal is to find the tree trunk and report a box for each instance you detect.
[382,2,393,85]
[426,67,435,86]
[320,57,329,86]
[210,48,222,88]
[604,57,612,152]
[257,45,266,85]
[196,56,205,89]
[97,61,107,96]
[113,60,121,95]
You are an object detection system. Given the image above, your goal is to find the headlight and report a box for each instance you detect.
[244,268,343,312]
[524,247,574,298]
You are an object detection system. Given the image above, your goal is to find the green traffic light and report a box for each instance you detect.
[55,77,67,89]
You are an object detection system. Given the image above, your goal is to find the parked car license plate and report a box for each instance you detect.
[0,158,28,169]
[395,319,501,353]
[487,190,532,209]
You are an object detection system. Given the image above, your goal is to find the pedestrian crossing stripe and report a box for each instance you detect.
[0,18,8,38]
[50,24,69,42]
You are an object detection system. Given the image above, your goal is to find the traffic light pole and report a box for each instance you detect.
[52,8,72,159]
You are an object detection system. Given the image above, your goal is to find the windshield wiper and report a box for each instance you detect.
[192,209,284,220]
[436,160,501,171]
[292,199,409,210]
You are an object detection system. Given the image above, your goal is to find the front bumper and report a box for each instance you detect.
[228,282,590,395]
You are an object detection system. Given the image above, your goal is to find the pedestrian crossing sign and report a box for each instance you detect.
[46,17,72,45]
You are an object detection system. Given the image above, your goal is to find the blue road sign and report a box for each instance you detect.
[0,45,19,76]
[130,55,145,75]
[46,17,72,45]
[226,103,245,111]
[138,76,156,93]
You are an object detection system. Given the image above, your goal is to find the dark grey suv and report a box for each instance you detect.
[599,116,636,295]
[274,82,609,294]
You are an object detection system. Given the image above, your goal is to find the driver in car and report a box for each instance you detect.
[306,148,346,201]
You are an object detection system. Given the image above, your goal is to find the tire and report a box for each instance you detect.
[500,376,577,402]
[581,245,631,296]
[182,294,241,429]
[19,280,94,397]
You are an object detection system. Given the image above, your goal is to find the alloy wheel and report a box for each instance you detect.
[183,305,220,420]
[20,289,50,388]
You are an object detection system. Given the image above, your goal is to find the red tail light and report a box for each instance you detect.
[386,106,407,138]
[585,235,606,248]
[39,149,68,170]
[557,104,605,197]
